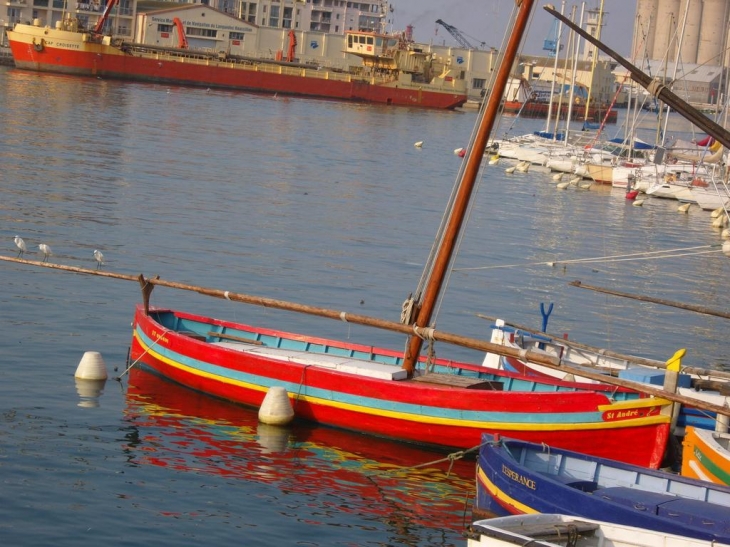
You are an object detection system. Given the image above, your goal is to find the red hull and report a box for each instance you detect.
[129,305,671,467]
[8,37,466,110]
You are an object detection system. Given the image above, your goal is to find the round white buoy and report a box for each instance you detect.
[75,351,108,380]
[712,215,728,228]
[258,386,294,425]
[723,240,730,257]
[677,202,691,213]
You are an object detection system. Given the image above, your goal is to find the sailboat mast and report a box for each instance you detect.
[583,0,604,122]
[402,0,536,375]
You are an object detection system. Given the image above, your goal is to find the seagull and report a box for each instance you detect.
[39,243,52,262]
[14,236,27,257]
[93,249,104,270]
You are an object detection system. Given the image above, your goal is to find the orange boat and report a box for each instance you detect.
[682,426,730,486]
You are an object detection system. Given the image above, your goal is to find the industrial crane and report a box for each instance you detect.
[434,19,485,50]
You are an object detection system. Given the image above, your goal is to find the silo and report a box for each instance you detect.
[697,0,729,66]
[652,0,680,60]
[634,0,658,58]
[677,0,701,64]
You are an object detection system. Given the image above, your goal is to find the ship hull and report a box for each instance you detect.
[7,24,467,110]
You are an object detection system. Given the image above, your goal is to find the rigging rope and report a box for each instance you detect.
[455,244,723,272]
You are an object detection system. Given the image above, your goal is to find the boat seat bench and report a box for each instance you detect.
[207,339,502,386]
[597,486,729,531]
[209,341,409,380]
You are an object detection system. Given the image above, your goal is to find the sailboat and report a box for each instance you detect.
[128,0,672,468]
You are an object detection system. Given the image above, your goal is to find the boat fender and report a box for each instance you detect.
[32,38,45,52]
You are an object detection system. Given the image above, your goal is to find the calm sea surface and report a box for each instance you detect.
[1,66,729,546]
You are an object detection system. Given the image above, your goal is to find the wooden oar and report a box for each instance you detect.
[476,313,730,381]
[2,254,730,418]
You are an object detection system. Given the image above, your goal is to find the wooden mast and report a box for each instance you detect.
[402,0,537,375]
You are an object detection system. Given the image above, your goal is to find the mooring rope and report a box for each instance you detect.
[119,327,169,378]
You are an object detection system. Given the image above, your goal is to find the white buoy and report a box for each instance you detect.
[505,165,516,174]
[721,228,730,239]
[75,351,108,380]
[712,215,728,228]
[488,154,499,165]
[414,141,423,148]
[552,173,563,182]
[569,175,582,185]
[453,147,464,155]
[723,240,730,257]
[677,202,691,213]
[258,386,294,425]
[711,207,725,218]
[633,199,645,207]
[515,161,530,173]
[556,181,570,190]
[578,181,592,190]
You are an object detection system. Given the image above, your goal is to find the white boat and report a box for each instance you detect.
[482,319,730,433]
[466,514,730,547]
[690,183,730,211]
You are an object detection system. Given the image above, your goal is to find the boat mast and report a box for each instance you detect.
[544,0,565,135]
[402,0,536,375]
[582,0,604,123]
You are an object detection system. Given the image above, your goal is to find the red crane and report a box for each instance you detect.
[173,17,189,49]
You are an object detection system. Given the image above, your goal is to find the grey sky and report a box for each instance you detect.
[388,1,635,58]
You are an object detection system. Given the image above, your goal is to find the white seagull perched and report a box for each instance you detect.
[39,243,52,262]
[14,236,27,257]
[93,250,104,270]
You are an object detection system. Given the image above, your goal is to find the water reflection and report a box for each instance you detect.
[123,367,475,542]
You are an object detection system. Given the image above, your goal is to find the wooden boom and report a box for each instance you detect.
[3,253,730,418]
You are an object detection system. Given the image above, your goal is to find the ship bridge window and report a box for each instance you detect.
[157,24,173,33]
[230,32,245,40]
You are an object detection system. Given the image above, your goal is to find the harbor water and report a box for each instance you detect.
[1,66,729,546]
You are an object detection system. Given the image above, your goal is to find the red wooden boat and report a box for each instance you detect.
[123,0,671,469]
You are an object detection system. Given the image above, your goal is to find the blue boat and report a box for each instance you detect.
[475,434,730,544]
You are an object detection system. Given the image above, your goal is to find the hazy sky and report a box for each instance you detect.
[387,1,635,58]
